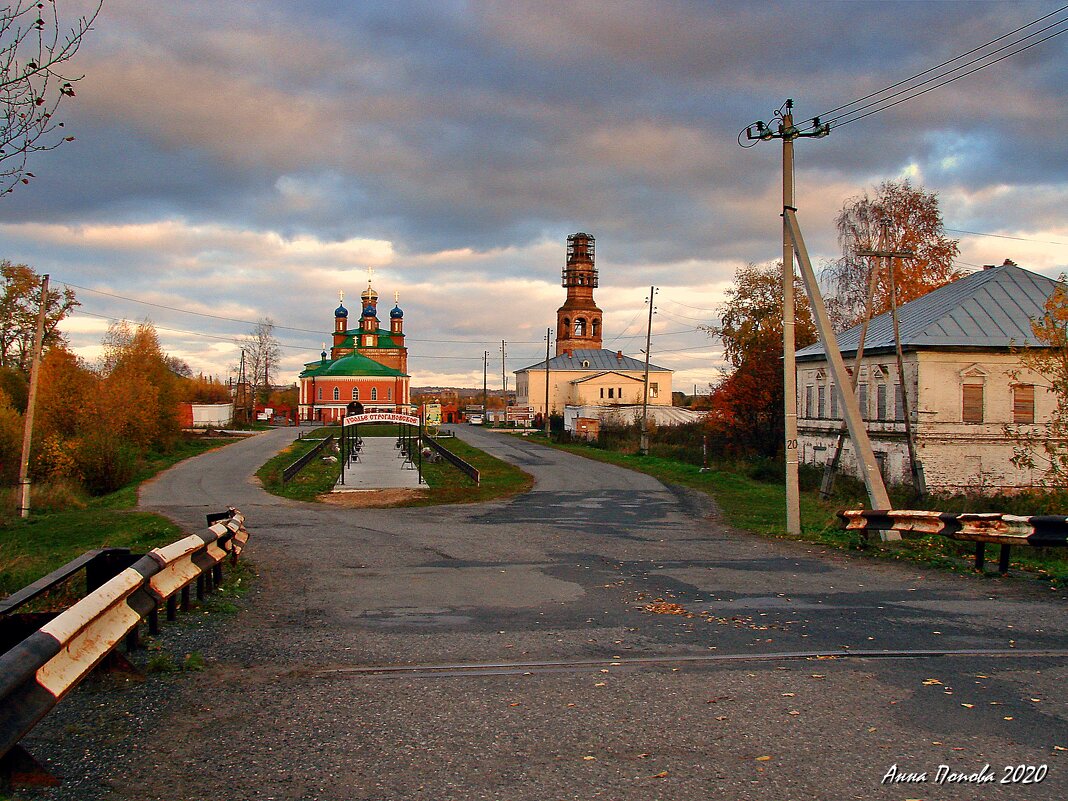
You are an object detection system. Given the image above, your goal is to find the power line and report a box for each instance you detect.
[946,228,1068,246]
[659,298,719,312]
[60,279,549,346]
[794,7,1068,133]
[816,4,1068,121]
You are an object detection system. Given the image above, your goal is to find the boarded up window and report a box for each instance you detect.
[830,385,838,419]
[895,384,905,421]
[962,383,984,423]
[805,386,813,418]
[817,385,826,419]
[876,383,888,420]
[1013,384,1035,424]
[858,383,868,420]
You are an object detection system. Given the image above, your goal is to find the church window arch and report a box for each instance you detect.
[371,387,378,401]
[352,387,359,401]
[592,318,600,337]
[574,318,586,336]
[333,387,340,401]
[562,317,570,337]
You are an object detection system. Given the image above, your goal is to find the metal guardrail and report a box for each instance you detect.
[0,509,249,784]
[422,436,480,486]
[282,435,335,483]
[839,508,1068,573]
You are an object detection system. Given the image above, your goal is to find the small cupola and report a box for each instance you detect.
[334,290,349,333]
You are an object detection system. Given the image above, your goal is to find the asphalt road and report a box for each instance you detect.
[27,426,1068,800]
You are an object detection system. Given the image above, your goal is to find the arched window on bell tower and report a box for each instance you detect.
[574,318,586,337]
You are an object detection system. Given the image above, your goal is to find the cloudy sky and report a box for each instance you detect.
[2,0,1067,393]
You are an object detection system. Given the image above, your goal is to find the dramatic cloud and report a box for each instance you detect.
[0,0,1065,394]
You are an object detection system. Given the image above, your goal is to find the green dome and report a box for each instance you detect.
[321,352,405,377]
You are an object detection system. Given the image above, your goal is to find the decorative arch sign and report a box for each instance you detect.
[343,412,420,427]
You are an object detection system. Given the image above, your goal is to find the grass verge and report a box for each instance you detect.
[535,435,1068,587]
[0,435,239,598]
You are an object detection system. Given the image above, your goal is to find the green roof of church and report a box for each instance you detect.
[301,351,406,378]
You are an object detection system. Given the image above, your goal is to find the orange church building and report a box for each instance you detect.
[298,282,411,422]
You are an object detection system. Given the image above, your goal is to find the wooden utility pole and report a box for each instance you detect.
[483,350,488,420]
[500,339,507,424]
[858,219,925,497]
[639,286,656,456]
[18,275,49,518]
[544,328,551,435]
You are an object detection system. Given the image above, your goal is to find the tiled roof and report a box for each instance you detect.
[517,348,671,373]
[797,264,1059,360]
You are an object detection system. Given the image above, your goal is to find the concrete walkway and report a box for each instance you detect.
[333,435,423,490]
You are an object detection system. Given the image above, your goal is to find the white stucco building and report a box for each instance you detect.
[795,261,1059,493]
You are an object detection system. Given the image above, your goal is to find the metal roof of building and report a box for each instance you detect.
[517,348,671,373]
[796,263,1059,360]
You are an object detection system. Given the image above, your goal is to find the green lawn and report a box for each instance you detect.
[0,436,238,597]
[401,436,533,506]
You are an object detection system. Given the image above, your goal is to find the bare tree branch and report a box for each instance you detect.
[0,1,101,196]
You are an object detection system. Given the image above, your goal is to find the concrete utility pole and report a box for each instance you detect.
[544,328,551,436]
[747,100,828,533]
[639,286,656,456]
[748,99,892,530]
[17,274,49,518]
[483,350,488,419]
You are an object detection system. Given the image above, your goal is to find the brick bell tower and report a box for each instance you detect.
[555,232,603,355]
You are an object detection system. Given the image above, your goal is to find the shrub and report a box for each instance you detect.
[75,430,139,495]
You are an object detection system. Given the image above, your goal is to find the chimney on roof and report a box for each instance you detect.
[616,350,622,362]
[982,264,995,270]
[1002,258,1017,267]
[566,349,572,358]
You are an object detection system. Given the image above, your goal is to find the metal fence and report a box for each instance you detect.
[422,436,480,486]
[282,435,335,483]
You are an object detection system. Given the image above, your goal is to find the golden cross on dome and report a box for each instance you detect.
[338,289,344,303]
[394,290,399,304]
[367,265,375,286]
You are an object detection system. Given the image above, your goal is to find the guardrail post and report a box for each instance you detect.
[998,545,1011,575]
[166,595,178,621]
[181,585,191,611]
[148,608,159,636]
[974,542,986,571]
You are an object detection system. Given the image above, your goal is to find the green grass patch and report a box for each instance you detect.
[537,436,1068,586]
[0,435,239,598]
[257,431,533,507]
[256,434,342,501]
[399,436,534,506]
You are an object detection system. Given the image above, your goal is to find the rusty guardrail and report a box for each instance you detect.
[0,509,249,785]
[839,508,1068,573]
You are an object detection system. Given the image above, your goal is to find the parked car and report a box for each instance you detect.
[468,414,484,425]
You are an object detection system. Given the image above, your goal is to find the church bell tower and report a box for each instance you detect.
[555,232,603,355]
